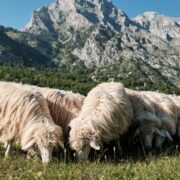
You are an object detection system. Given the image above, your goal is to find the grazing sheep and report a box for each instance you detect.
[69,82,133,160]
[141,91,177,149]
[125,88,161,149]
[19,84,84,158]
[24,86,85,141]
[0,81,63,164]
[169,95,180,143]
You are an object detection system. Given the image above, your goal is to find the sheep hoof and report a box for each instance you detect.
[4,143,11,158]
[4,154,9,159]
[4,152,10,159]
[4,142,8,149]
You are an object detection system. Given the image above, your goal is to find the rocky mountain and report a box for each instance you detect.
[134,12,180,44]
[0,0,180,88]
[21,0,139,35]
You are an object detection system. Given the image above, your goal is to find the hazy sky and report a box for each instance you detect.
[0,0,180,30]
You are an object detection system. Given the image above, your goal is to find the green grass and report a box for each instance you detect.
[0,147,180,179]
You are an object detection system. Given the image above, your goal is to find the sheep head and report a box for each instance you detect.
[69,118,100,161]
[154,129,173,149]
[22,123,64,164]
[133,122,162,149]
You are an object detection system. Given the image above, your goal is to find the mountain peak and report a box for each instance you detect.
[54,0,76,12]
[140,11,159,17]
[22,0,135,35]
[134,11,180,41]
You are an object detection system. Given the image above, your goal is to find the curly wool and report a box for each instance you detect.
[69,82,133,145]
[141,91,177,135]
[125,88,161,127]
[0,81,62,150]
[23,85,85,139]
[168,95,180,138]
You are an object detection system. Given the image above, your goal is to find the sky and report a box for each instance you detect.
[0,0,180,30]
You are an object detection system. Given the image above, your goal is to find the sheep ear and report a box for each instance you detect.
[165,131,173,142]
[89,140,100,150]
[132,128,140,139]
[22,139,36,151]
[154,128,166,138]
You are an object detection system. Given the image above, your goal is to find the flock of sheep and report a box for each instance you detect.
[0,81,179,164]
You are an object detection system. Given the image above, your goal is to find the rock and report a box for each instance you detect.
[134,11,180,42]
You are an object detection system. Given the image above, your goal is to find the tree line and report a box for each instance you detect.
[0,65,179,95]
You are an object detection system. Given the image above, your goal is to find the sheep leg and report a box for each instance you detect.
[4,142,8,149]
[177,125,180,144]
[115,139,123,158]
[5,142,12,157]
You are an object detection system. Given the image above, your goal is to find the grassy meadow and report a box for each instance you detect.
[0,145,180,179]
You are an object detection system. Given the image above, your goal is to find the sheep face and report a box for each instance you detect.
[142,133,154,149]
[133,123,156,149]
[154,129,173,149]
[70,139,91,160]
[142,124,155,149]
[133,121,173,149]
[22,125,64,164]
[70,137,100,161]
[69,119,100,161]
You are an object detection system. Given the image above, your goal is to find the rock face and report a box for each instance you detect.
[12,0,180,87]
[22,0,140,35]
[73,23,173,67]
[22,0,92,35]
[134,12,180,42]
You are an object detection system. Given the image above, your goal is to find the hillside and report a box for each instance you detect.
[0,26,53,67]
[0,0,179,88]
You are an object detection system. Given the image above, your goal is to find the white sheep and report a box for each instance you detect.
[19,84,85,158]
[0,81,63,164]
[141,91,177,149]
[169,95,180,143]
[69,82,133,160]
[125,88,162,149]
[23,85,85,141]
